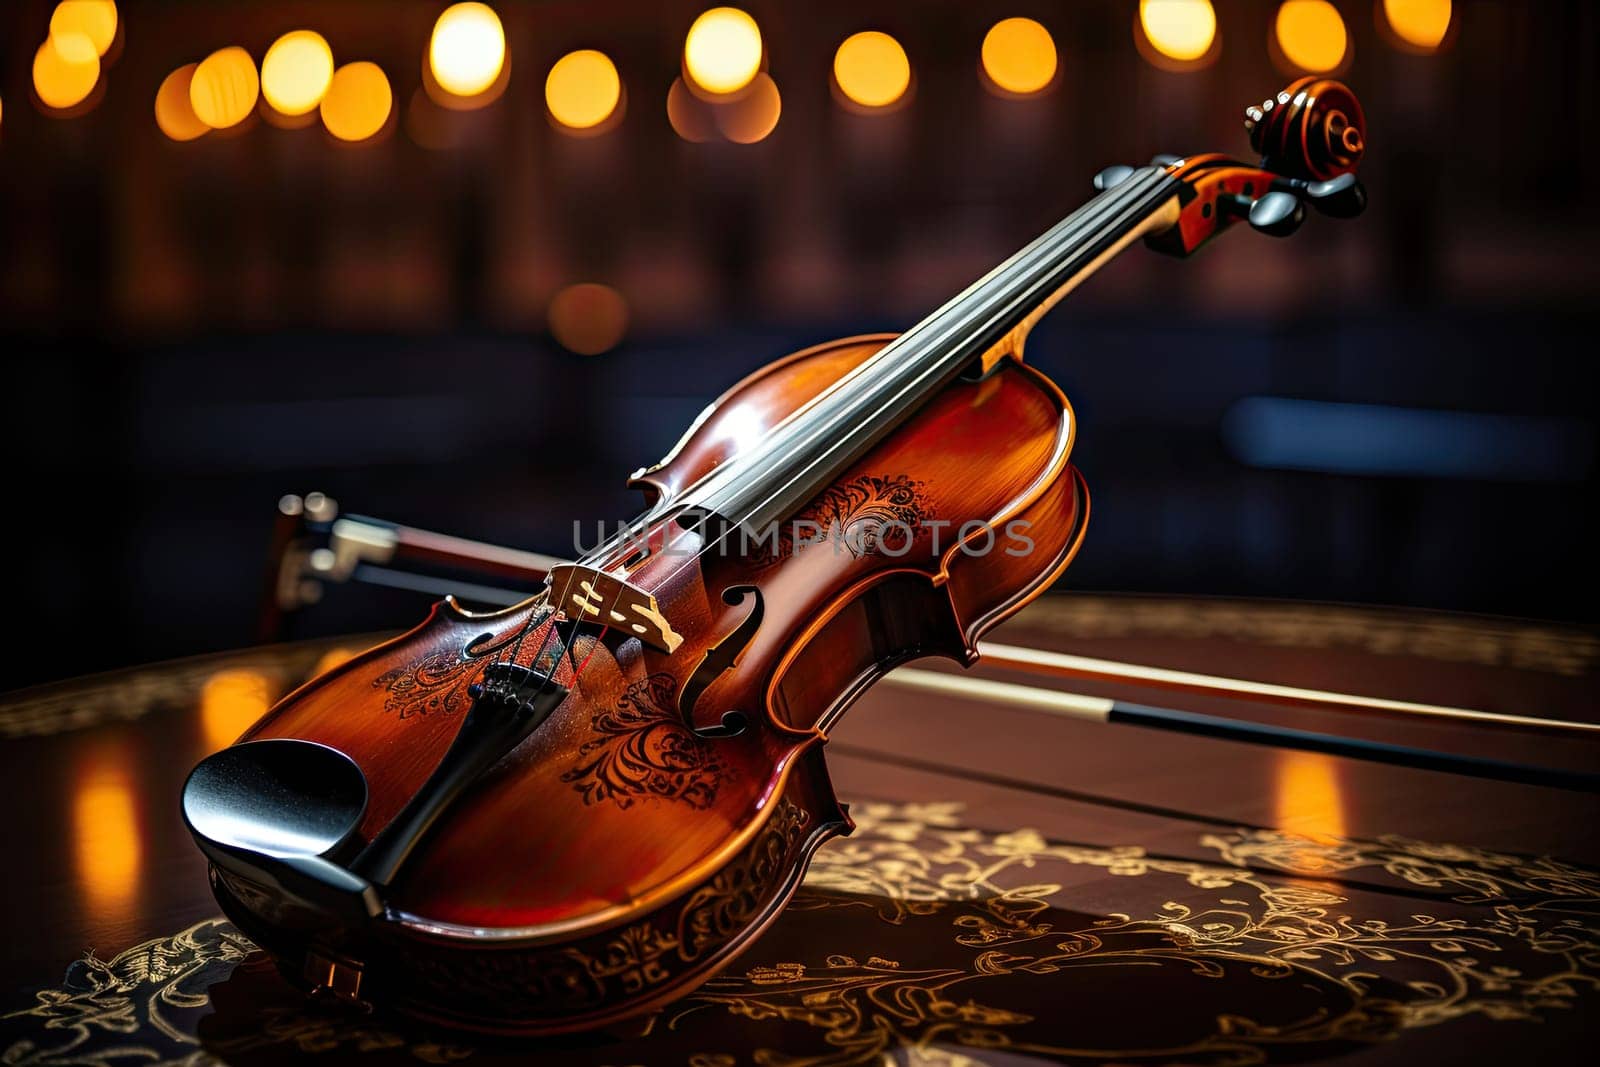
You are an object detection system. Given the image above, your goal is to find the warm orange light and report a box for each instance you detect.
[981,17,1058,96]
[549,283,629,355]
[1139,0,1218,63]
[155,63,208,141]
[261,30,334,117]
[1382,0,1451,52]
[201,669,272,752]
[1275,0,1348,73]
[429,2,506,98]
[684,7,763,96]
[321,61,392,142]
[190,46,259,129]
[1273,751,1347,844]
[50,2,117,59]
[311,647,358,678]
[667,77,716,143]
[714,70,781,143]
[833,31,911,109]
[73,754,142,915]
[49,31,98,66]
[545,49,621,130]
[33,38,99,111]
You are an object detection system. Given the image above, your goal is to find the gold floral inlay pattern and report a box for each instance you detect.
[4,803,1596,1065]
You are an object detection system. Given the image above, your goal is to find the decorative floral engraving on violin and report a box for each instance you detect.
[368,614,552,720]
[678,800,809,960]
[809,474,930,559]
[384,799,812,1024]
[750,473,930,565]
[371,648,480,719]
[561,672,729,809]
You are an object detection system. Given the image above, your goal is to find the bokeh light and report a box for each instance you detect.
[32,38,99,112]
[49,2,117,58]
[72,752,142,916]
[549,283,629,355]
[311,647,358,677]
[714,71,781,143]
[667,77,716,143]
[155,63,208,141]
[833,31,911,109]
[684,7,763,96]
[190,46,259,129]
[320,61,392,142]
[1382,0,1452,52]
[201,669,272,752]
[49,31,98,67]
[1274,0,1348,73]
[545,49,621,131]
[1273,750,1347,844]
[981,17,1058,96]
[261,30,334,117]
[429,2,506,98]
[1138,0,1218,63]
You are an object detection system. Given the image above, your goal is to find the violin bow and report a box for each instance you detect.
[259,497,1600,793]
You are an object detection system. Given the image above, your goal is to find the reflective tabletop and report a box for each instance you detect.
[3,595,1597,1065]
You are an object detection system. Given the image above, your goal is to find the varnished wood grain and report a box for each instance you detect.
[215,332,1084,1032]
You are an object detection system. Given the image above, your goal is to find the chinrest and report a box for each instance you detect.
[182,738,381,920]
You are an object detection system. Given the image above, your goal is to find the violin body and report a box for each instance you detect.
[192,78,1366,1035]
[218,333,1086,1033]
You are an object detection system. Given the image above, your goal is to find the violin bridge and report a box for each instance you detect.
[546,564,684,654]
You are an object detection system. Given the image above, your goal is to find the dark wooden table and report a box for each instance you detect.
[3,595,1597,1065]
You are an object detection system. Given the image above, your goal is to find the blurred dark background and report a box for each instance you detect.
[2,0,1596,690]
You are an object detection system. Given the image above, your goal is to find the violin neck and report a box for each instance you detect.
[678,168,1183,535]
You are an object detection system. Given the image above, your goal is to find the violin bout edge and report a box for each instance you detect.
[207,745,852,1035]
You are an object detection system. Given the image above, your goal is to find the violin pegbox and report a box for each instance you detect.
[1117,77,1367,257]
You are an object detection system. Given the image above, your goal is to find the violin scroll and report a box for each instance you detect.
[1128,77,1367,257]
[1245,77,1366,182]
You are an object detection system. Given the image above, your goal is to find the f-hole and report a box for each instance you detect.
[679,585,764,739]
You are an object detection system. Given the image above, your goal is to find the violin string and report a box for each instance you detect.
[491,567,562,672]
[711,171,1173,524]
[643,169,1177,599]
[540,563,589,667]
[571,576,627,681]
[696,170,1172,508]
[530,170,1172,690]
[546,569,627,704]
[681,180,1153,501]
[564,175,1165,575]
[505,594,551,667]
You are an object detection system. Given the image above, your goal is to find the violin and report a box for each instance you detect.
[183,78,1368,1035]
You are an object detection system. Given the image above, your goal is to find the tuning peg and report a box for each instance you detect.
[1272,172,1367,219]
[1093,164,1135,191]
[1248,191,1305,237]
[1304,173,1366,218]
